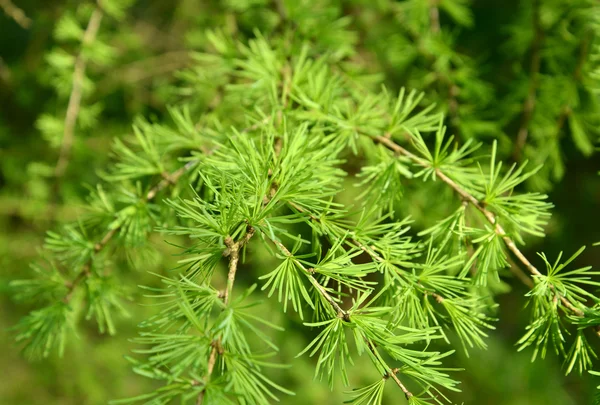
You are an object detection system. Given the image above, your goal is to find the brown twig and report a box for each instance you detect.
[273,0,288,21]
[54,5,103,182]
[429,0,440,34]
[93,51,191,98]
[196,227,255,405]
[223,228,256,306]
[574,33,591,82]
[196,341,218,405]
[513,0,543,160]
[0,0,31,28]
[547,34,590,141]
[290,199,446,305]
[373,135,591,322]
[63,159,195,303]
[506,255,534,289]
[261,230,413,397]
[269,235,348,319]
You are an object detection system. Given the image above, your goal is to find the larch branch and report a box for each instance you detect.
[0,0,31,28]
[513,0,543,160]
[374,134,593,324]
[196,343,218,405]
[429,0,440,34]
[288,200,446,304]
[54,5,103,181]
[260,229,414,398]
[63,159,195,302]
[196,227,255,405]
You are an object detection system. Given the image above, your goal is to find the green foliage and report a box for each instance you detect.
[3,0,600,404]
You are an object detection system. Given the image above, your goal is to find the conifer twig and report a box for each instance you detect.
[286,200,445,304]
[197,227,255,405]
[515,26,590,161]
[550,34,590,139]
[198,114,285,401]
[429,0,440,34]
[506,255,534,289]
[268,235,347,318]
[373,135,594,324]
[63,159,196,302]
[398,15,460,130]
[273,0,288,21]
[94,51,191,97]
[223,228,256,306]
[513,0,542,160]
[261,230,414,399]
[357,237,445,303]
[54,4,103,182]
[196,341,218,405]
[0,0,31,28]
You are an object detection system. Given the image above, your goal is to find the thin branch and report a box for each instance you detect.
[64,116,268,298]
[0,0,31,28]
[63,159,195,303]
[223,228,256,306]
[273,0,288,21]
[574,32,592,82]
[146,160,196,200]
[197,227,255,405]
[268,234,348,319]
[506,255,534,289]
[94,51,191,98]
[373,135,592,322]
[288,200,446,305]
[513,0,543,160]
[548,34,589,137]
[54,5,103,181]
[196,342,218,405]
[260,229,414,397]
[429,0,440,34]
[286,201,409,306]
[356,237,445,303]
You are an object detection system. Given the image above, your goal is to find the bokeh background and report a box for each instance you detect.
[1,0,599,404]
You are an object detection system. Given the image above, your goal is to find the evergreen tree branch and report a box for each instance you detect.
[574,32,592,82]
[93,51,192,98]
[0,0,31,28]
[196,342,218,405]
[506,255,534,289]
[223,228,256,306]
[356,237,445,304]
[373,135,594,324]
[54,3,103,182]
[429,0,440,34]
[267,233,347,318]
[513,0,543,160]
[64,159,195,303]
[196,227,255,405]
[260,229,415,400]
[375,346,413,400]
[287,201,446,303]
[550,33,591,140]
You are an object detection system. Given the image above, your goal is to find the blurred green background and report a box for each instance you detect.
[1,0,599,404]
